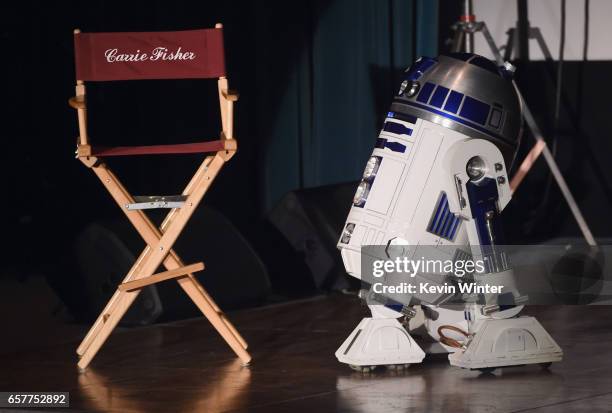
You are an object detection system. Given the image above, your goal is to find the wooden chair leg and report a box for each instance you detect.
[93,158,247,350]
[78,251,250,369]
[79,237,167,369]
[78,157,206,357]
[178,275,251,364]
[77,289,123,357]
[78,287,141,370]
[182,268,248,350]
[78,154,250,368]
[77,244,155,357]
[77,247,248,357]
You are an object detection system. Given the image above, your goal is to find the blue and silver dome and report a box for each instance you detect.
[392,53,523,165]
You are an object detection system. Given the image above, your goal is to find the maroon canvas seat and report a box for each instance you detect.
[90,140,232,157]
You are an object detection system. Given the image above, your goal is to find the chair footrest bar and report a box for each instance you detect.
[126,195,187,210]
[118,262,205,292]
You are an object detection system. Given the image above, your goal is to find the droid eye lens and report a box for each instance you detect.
[466,156,487,180]
[401,81,420,97]
[363,156,380,179]
[353,181,370,206]
[406,81,421,98]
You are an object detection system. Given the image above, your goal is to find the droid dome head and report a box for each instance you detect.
[393,53,523,166]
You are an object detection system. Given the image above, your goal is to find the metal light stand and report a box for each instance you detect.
[451,0,596,246]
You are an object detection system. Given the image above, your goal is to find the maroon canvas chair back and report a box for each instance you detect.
[71,25,237,158]
[74,28,226,81]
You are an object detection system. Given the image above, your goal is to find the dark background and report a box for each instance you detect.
[1,0,611,337]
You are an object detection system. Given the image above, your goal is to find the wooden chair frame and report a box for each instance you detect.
[70,23,251,370]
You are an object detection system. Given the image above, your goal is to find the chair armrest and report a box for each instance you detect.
[221,89,239,102]
[69,96,86,109]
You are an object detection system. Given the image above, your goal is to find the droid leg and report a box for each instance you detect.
[335,304,425,371]
[443,144,563,370]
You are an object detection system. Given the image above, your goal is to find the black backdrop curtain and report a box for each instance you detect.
[2,0,437,273]
[255,0,439,209]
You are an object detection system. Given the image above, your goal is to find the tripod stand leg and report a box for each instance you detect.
[481,24,504,63]
[531,27,554,61]
[479,21,597,247]
[520,105,597,246]
[510,139,545,191]
[503,28,515,62]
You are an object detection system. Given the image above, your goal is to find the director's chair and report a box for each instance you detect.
[69,24,251,370]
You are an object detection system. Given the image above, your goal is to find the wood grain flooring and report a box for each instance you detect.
[1,295,611,412]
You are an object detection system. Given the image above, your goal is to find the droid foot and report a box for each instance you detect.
[336,317,425,369]
[448,317,562,370]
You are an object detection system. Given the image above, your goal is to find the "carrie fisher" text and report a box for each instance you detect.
[104,47,196,63]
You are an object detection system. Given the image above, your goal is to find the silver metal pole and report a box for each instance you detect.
[463,0,475,52]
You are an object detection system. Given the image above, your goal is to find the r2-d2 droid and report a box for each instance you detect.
[336,53,563,372]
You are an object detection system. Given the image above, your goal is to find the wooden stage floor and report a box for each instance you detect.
[2,295,612,412]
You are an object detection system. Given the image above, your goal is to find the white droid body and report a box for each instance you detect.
[336,54,562,371]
